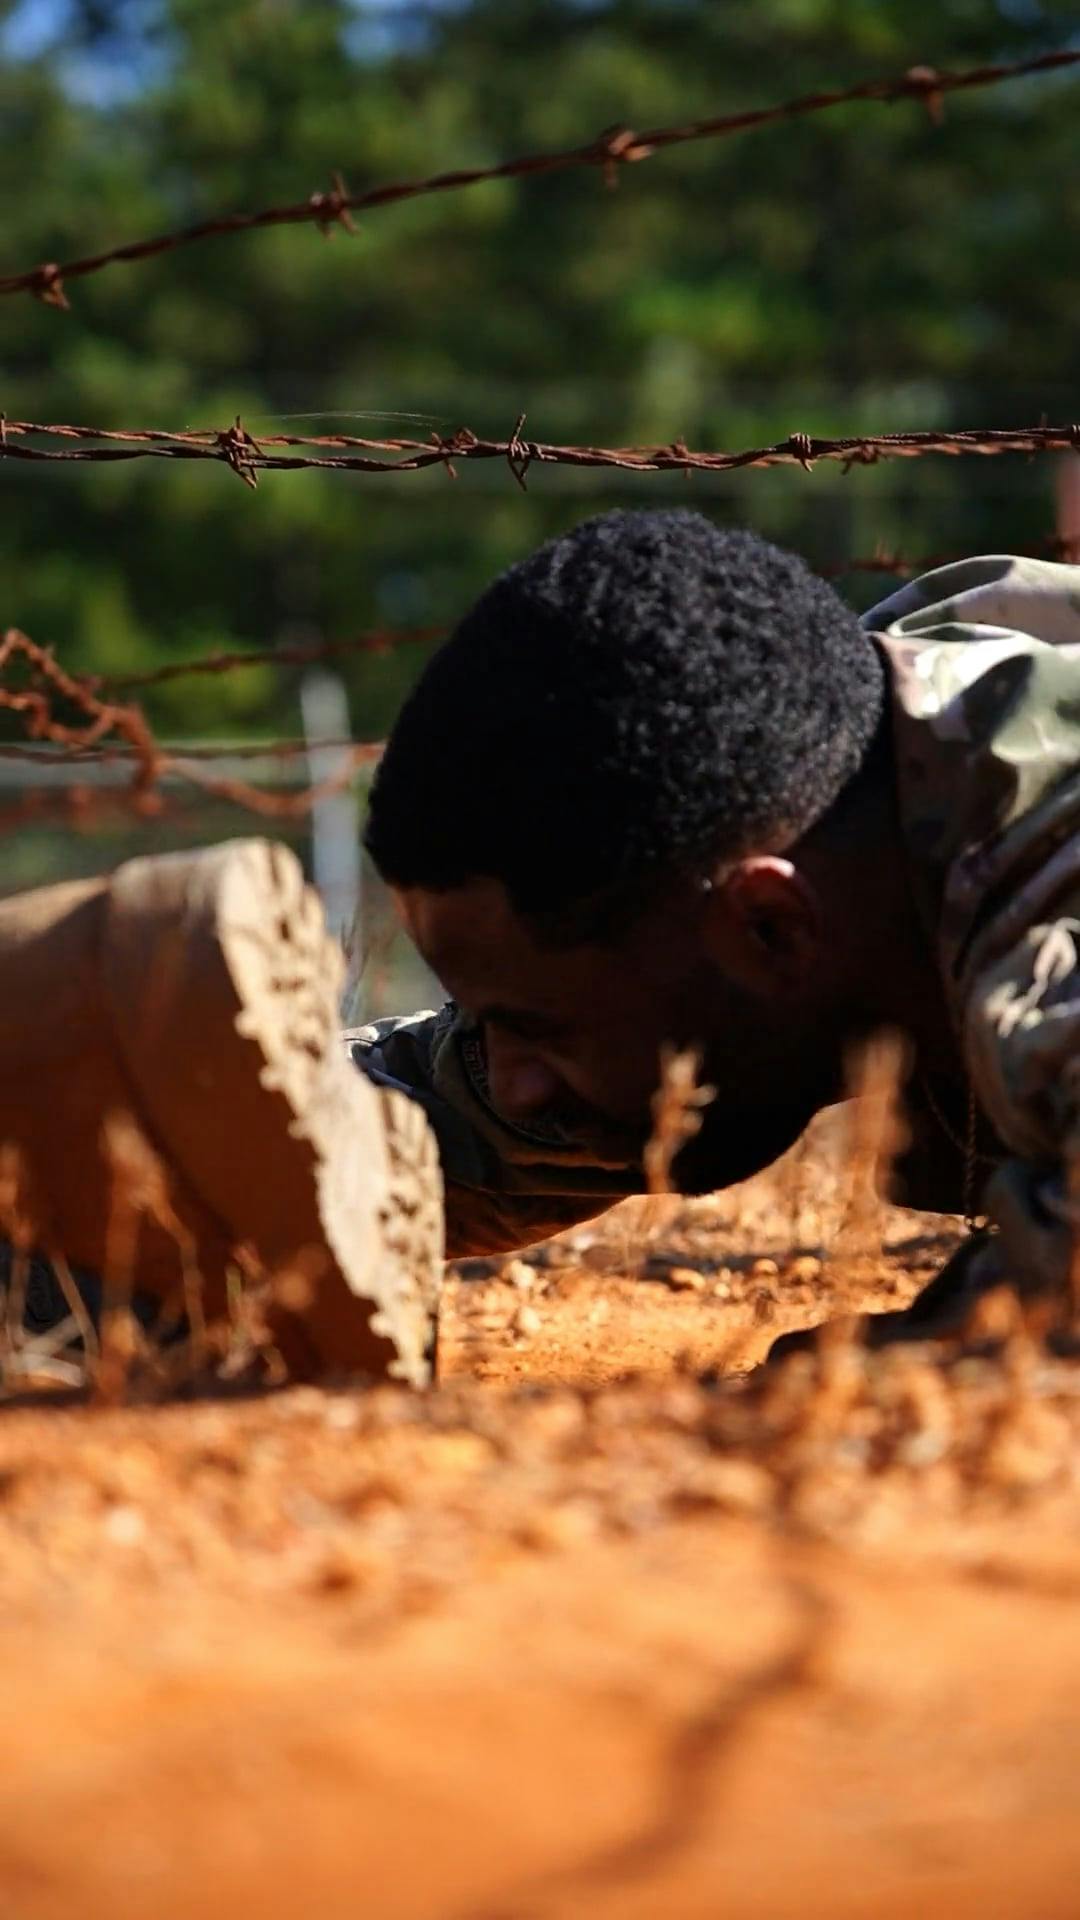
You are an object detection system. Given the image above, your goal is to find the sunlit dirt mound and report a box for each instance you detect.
[1,1114,1078,1920]
[441,1100,958,1385]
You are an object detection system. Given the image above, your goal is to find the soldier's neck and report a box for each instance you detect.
[803,735,963,1075]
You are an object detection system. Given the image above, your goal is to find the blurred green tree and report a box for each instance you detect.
[0,0,1077,755]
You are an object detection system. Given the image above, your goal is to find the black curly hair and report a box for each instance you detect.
[365,509,886,928]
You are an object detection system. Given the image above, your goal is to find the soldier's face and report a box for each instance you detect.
[396,868,841,1190]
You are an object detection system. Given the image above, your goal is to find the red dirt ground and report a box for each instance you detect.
[1,1115,1078,1919]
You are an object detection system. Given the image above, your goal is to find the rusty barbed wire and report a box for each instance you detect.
[11,531,1073,711]
[0,628,159,802]
[2,48,1077,311]
[0,734,376,764]
[79,533,1074,696]
[2,415,1078,488]
[96,625,446,694]
[0,770,383,838]
[3,526,1076,833]
[0,629,381,829]
[818,530,1080,579]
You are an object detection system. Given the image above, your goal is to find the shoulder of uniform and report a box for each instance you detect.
[862,555,1080,645]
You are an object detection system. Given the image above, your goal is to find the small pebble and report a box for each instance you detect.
[323,1399,362,1432]
[504,1260,538,1292]
[103,1505,145,1546]
[662,1267,708,1292]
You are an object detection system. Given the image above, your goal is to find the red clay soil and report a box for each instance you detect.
[1,1126,1078,1920]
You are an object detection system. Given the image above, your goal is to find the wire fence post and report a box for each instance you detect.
[300,669,362,969]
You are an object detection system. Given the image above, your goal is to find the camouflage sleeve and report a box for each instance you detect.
[861,553,1080,649]
[868,553,1080,1293]
[962,896,1080,1294]
[343,1007,640,1257]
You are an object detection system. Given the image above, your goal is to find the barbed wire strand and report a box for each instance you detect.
[0,735,377,765]
[2,48,1077,310]
[73,530,1073,696]
[819,530,1080,577]
[2,417,1078,489]
[3,519,1079,828]
[98,625,446,692]
[0,776,378,835]
[2,531,1073,754]
[0,630,380,828]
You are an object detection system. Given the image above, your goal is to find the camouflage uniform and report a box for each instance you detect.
[348,555,1080,1289]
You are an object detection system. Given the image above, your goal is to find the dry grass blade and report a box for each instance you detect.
[96,1110,164,1405]
[7,1313,80,1364]
[0,1142,35,1376]
[3,1247,29,1366]
[816,1032,911,1350]
[644,1046,716,1196]
[48,1248,100,1360]
[837,1032,910,1252]
[98,1108,221,1397]
[1067,1139,1080,1328]
[2,1351,86,1387]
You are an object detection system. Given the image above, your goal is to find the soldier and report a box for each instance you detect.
[4,509,1079,1371]
[353,508,1080,1337]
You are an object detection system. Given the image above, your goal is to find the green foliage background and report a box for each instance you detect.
[0,0,1077,842]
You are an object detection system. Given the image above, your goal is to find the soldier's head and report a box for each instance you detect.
[366,508,890,1187]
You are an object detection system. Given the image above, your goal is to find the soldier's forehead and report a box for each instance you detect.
[393,879,664,1013]
[394,878,526,972]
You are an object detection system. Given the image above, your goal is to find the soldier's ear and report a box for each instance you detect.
[703,856,822,992]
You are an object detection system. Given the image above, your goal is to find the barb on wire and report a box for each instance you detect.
[0,49,1076,309]
[2,416,1078,487]
[0,628,381,830]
